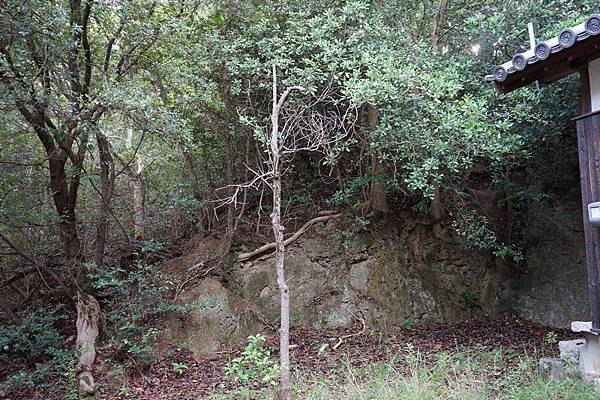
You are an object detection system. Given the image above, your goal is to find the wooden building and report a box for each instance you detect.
[486,14,600,332]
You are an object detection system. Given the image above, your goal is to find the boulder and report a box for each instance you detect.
[166,278,258,361]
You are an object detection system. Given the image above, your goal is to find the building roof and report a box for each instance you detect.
[486,14,600,93]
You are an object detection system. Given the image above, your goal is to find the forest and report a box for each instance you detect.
[1,0,600,399]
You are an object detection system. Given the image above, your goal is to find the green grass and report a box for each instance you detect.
[211,347,599,399]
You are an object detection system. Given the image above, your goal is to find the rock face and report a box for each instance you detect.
[169,198,593,358]
[512,199,590,327]
[172,214,511,359]
[166,278,255,361]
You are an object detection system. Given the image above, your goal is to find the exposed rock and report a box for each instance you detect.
[349,260,371,290]
[165,199,593,357]
[166,278,258,361]
[514,200,590,327]
[229,215,510,332]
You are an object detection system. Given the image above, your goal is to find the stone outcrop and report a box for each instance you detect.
[168,214,515,358]
[513,199,590,327]
[232,216,509,329]
[167,195,594,358]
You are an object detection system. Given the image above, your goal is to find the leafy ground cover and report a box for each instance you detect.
[5,316,597,399]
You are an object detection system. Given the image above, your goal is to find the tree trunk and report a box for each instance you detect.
[270,65,291,400]
[47,151,81,262]
[367,105,388,214]
[430,186,443,239]
[132,176,146,241]
[126,128,146,240]
[222,6,235,251]
[431,0,449,52]
[94,133,115,267]
[76,292,100,398]
[178,144,202,201]
[429,0,448,237]
[223,61,235,250]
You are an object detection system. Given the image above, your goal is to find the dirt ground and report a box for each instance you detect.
[9,316,575,400]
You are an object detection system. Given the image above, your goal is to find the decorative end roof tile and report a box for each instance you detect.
[487,14,600,84]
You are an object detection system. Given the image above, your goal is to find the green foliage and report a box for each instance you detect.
[88,262,212,365]
[328,176,370,208]
[453,210,523,263]
[1,1,599,393]
[292,350,598,400]
[545,332,559,345]
[0,306,73,391]
[225,334,280,387]
[172,362,189,375]
[399,319,415,331]
[64,359,78,400]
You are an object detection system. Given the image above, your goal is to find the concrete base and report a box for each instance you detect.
[539,357,577,383]
[540,322,600,386]
[559,338,585,364]
[579,338,600,383]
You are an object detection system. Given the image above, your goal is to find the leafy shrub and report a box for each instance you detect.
[224,334,279,386]
[88,262,211,366]
[452,210,523,263]
[0,305,73,390]
[328,175,370,208]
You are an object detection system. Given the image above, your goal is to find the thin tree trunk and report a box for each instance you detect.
[223,61,235,250]
[126,128,146,240]
[94,132,115,267]
[431,0,449,53]
[271,65,291,400]
[222,6,235,251]
[430,0,448,238]
[367,105,388,214]
[178,144,202,201]
[222,0,235,253]
[430,186,443,238]
[132,176,145,240]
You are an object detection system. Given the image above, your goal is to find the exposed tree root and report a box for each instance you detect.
[237,211,341,262]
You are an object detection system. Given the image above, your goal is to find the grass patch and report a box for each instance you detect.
[211,347,598,399]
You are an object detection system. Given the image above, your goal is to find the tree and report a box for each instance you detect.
[0,0,203,394]
[227,64,352,399]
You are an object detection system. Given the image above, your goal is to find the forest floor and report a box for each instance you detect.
[11,316,598,400]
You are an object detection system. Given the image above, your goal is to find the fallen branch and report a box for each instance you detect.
[333,316,366,350]
[237,211,341,261]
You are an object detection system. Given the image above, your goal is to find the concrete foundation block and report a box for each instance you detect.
[559,339,586,364]
[569,321,600,385]
[539,358,572,383]
[572,321,595,333]
[579,333,600,382]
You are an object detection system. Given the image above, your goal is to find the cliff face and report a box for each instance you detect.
[166,199,591,361]
[166,214,511,360]
[233,215,510,329]
[514,198,590,327]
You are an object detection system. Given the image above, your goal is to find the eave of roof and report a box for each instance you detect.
[485,14,600,93]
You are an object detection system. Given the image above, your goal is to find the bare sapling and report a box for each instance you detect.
[217,65,356,400]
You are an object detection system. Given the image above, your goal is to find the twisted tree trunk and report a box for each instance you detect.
[76,292,100,397]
